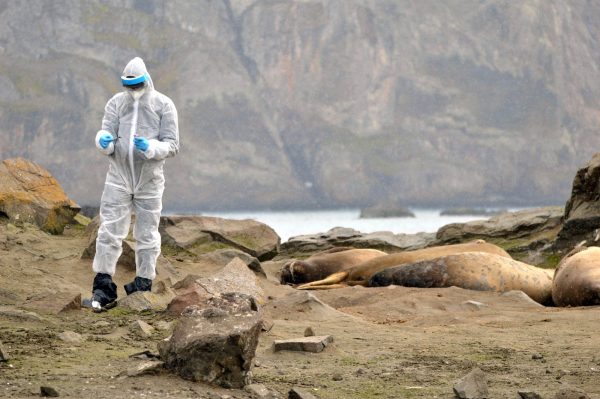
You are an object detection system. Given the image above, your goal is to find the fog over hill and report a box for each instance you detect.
[1,0,599,210]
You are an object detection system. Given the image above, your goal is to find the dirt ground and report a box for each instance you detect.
[1,220,600,399]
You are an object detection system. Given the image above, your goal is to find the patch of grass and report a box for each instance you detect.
[188,241,232,255]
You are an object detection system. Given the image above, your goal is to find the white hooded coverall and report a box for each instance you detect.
[93,57,179,280]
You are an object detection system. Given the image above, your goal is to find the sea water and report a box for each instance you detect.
[199,208,514,242]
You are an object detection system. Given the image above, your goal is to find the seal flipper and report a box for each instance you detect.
[296,271,349,290]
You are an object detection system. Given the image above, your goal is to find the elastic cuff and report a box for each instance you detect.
[143,139,158,159]
[95,130,114,155]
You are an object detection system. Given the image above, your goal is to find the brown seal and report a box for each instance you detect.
[368,251,553,305]
[297,240,511,289]
[280,247,387,285]
[552,246,600,307]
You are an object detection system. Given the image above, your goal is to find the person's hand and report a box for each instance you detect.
[134,136,149,152]
[99,134,114,149]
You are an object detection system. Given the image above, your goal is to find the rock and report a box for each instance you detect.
[23,291,81,314]
[159,216,280,261]
[57,331,83,344]
[556,153,600,250]
[155,320,175,332]
[553,386,590,399]
[359,205,415,218]
[304,327,315,337]
[40,386,60,397]
[273,335,334,353]
[288,387,318,399]
[200,248,265,276]
[461,300,487,311]
[0,306,43,321]
[0,341,9,362]
[436,206,564,244]
[168,258,266,314]
[0,158,80,234]
[440,208,508,216]
[125,360,164,377]
[453,368,488,399]
[500,290,545,307]
[245,383,277,398]
[332,373,343,381]
[281,227,436,255]
[159,292,263,389]
[532,354,544,360]
[118,290,176,312]
[518,391,543,399]
[129,320,154,338]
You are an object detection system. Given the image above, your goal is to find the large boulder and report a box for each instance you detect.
[158,292,263,388]
[436,206,564,244]
[159,216,280,261]
[555,153,600,249]
[280,227,436,256]
[0,158,79,234]
[168,257,266,315]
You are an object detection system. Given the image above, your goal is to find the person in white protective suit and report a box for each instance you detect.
[83,57,179,311]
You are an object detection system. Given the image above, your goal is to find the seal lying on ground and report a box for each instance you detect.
[297,241,510,289]
[280,247,387,285]
[368,251,553,305]
[552,246,600,307]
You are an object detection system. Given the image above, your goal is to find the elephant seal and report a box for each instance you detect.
[280,247,387,285]
[552,246,600,306]
[297,240,511,289]
[368,251,553,305]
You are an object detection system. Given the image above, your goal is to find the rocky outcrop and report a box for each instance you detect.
[436,206,564,244]
[158,293,263,388]
[359,205,415,218]
[160,216,280,261]
[0,158,79,234]
[555,153,600,250]
[280,227,436,256]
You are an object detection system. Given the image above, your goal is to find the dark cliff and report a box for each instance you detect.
[1,1,599,210]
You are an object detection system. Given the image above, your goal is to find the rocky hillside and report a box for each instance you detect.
[1,0,599,210]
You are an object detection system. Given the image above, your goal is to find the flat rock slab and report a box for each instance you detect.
[125,360,164,377]
[57,331,83,344]
[0,306,43,321]
[281,227,435,255]
[437,206,563,243]
[23,291,81,314]
[118,290,176,312]
[273,335,334,353]
[288,387,318,399]
[160,215,280,260]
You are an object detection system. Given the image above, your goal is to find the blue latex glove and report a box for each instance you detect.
[134,136,149,152]
[99,134,114,149]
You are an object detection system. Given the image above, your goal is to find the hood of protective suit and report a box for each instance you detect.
[121,57,155,91]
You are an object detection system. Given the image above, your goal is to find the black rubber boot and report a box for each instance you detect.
[82,273,118,312]
[124,276,152,296]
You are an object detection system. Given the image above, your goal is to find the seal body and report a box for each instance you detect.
[345,241,511,285]
[369,252,553,305]
[552,246,600,307]
[280,248,387,285]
